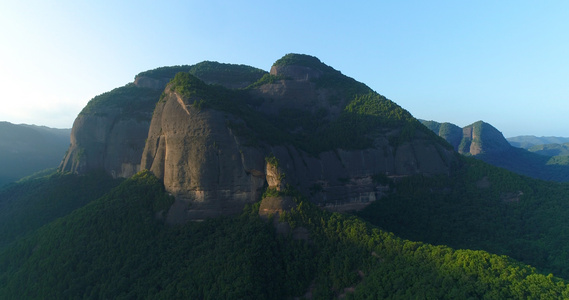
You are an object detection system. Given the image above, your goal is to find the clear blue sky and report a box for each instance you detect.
[1,1,567,137]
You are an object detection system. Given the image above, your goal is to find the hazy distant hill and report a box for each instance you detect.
[507,135,569,149]
[422,120,569,182]
[526,143,569,157]
[0,122,70,187]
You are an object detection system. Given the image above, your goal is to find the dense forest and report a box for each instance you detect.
[0,169,568,298]
[358,156,569,279]
[0,171,119,248]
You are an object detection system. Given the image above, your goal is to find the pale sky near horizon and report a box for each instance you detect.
[0,1,567,137]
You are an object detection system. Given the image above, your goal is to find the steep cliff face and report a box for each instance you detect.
[461,121,511,155]
[59,84,161,177]
[60,62,266,178]
[59,85,159,177]
[140,54,458,221]
[422,119,569,181]
[141,90,267,222]
[421,120,511,155]
[63,54,459,221]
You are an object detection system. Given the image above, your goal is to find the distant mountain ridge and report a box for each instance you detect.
[0,122,70,187]
[421,119,569,182]
[507,135,569,149]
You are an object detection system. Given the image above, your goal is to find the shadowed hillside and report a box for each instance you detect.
[0,122,70,187]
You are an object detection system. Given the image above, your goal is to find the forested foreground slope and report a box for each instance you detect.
[358,156,569,280]
[0,171,568,299]
[0,171,120,248]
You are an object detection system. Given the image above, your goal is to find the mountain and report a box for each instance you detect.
[507,135,569,149]
[3,54,569,297]
[61,54,457,222]
[58,61,267,178]
[421,120,511,156]
[0,122,70,187]
[422,120,569,182]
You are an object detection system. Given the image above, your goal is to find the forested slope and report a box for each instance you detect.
[0,171,120,248]
[0,171,568,299]
[358,156,569,279]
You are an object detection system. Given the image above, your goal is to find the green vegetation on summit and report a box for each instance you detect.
[167,54,442,154]
[273,53,371,98]
[273,53,334,69]
[80,83,162,116]
[137,61,266,88]
[81,61,267,117]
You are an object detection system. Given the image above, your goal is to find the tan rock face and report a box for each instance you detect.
[141,91,266,222]
[64,56,460,222]
[258,196,296,219]
[270,65,322,81]
[141,88,456,221]
[264,135,455,209]
[59,80,161,177]
[265,160,286,191]
[60,62,266,179]
[459,121,511,155]
[59,110,151,178]
[133,76,170,90]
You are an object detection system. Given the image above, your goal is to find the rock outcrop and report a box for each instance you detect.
[138,54,458,221]
[422,119,569,182]
[460,121,511,155]
[64,54,460,222]
[60,62,266,178]
[421,120,511,156]
[141,90,267,222]
[59,84,161,177]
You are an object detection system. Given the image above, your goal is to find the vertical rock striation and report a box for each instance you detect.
[64,54,459,222]
[141,90,267,222]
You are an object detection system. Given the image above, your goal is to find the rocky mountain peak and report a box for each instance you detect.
[461,121,511,155]
[63,54,459,221]
[269,53,333,81]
